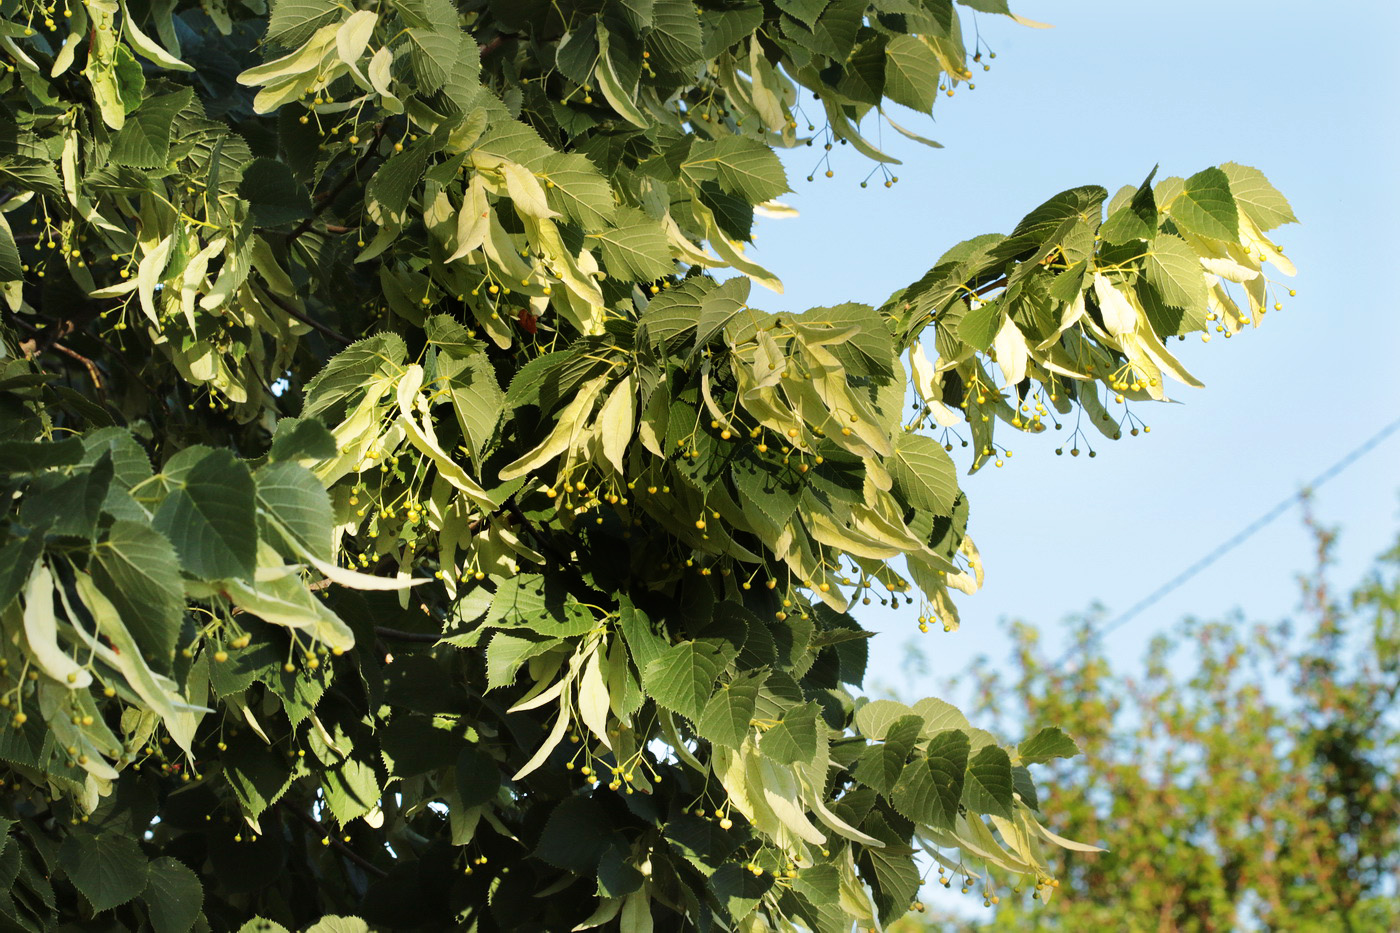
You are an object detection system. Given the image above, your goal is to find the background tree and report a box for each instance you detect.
[890,506,1400,931]
[0,0,1297,930]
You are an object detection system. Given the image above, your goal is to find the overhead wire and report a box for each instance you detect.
[1046,412,1400,671]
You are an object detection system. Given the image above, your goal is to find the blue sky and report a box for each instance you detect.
[749,1,1400,700]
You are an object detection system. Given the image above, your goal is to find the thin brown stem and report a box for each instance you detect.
[261,287,352,345]
[52,342,107,405]
[287,122,389,245]
[374,627,440,643]
[287,805,390,879]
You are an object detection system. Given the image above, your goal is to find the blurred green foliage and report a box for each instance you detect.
[894,504,1400,931]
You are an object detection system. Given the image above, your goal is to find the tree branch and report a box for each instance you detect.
[287,805,390,879]
[287,122,389,246]
[374,626,441,643]
[51,342,107,405]
[261,288,352,345]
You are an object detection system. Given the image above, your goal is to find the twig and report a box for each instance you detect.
[52,342,107,405]
[478,35,508,57]
[287,122,389,246]
[261,288,352,345]
[374,626,440,643]
[287,805,390,879]
[973,275,1008,298]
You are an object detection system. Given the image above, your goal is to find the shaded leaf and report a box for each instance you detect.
[58,831,149,912]
[142,857,203,933]
[153,447,258,581]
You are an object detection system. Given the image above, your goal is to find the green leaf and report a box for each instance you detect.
[591,208,674,282]
[0,532,42,612]
[924,728,968,823]
[0,438,85,473]
[142,857,203,933]
[380,715,467,777]
[1143,233,1207,311]
[1017,726,1080,765]
[110,88,194,169]
[58,830,150,912]
[302,333,408,417]
[268,418,337,462]
[853,699,918,740]
[961,744,1015,818]
[643,641,726,721]
[455,744,500,808]
[777,0,831,28]
[597,847,644,899]
[728,456,800,538]
[1169,166,1238,242]
[265,0,339,48]
[1099,165,1158,245]
[685,136,789,204]
[665,815,740,878]
[1007,185,1107,249]
[646,0,704,72]
[797,302,894,378]
[854,714,922,795]
[1220,162,1296,230]
[153,447,258,581]
[535,797,616,873]
[883,35,941,111]
[323,756,381,824]
[0,214,21,283]
[861,824,921,924]
[406,27,467,93]
[92,521,185,673]
[1099,204,1153,245]
[612,0,654,30]
[22,454,111,539]
[957,298,1001,352]
[889,432,958,516]
[486,632,561,691]
[595,24,649,128]
[239,158,312,227]
[223,730,295,818]
[759,700,819,764]
[709,863,773,924]
[912,696,972,735]
[366,132,436,228]
[237,921,291,933]
[256,461,333,562]
[618,597,668,672]
[698,181,753,242]
[423,315,483,358]
[304,918,370,933]
[641,276,749,354]
[906,730,969,830]
[696,670,764,749]
[82,427,153,490]
[445,352,503,464]
[702,2,763,56]
[541,152,615,232]
[484,574,595,637]
[1012,764,1040,812]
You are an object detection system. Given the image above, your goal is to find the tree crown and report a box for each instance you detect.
[0,0,1295,929]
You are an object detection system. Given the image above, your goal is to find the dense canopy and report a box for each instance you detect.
[0,0,1295,930]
